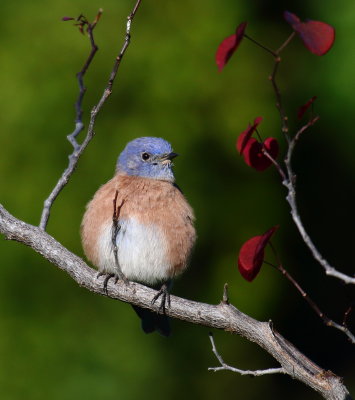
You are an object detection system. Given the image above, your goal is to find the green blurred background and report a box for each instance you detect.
[0,0,354,399]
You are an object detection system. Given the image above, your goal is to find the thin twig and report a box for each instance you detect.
[222,283,229,304]
[343,306,352,328]
[283,191,355,285]
[39,11,101,230]
[106,0,142,92]
[244,34,277,57]
[0,204,351,400]
[265,250,355,344]
[111,191,127,282]
[276,32,296,54]
[208,333,286,376]
[67,10,103,151]
[245,32,291,138]
[39,0,143,230]
[269,57,289,138]
[263,36,355,285]
[282,118,355,285]
[290,115,320,150]
[270,31,295,136]
[261,148,287,181]
[253,127,287,180]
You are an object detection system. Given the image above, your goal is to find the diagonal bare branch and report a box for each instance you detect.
[66,10,103,151]
[267,45,355,286]
[264,256,355,344]
[260,111,354,285]
[39,0,143,231]
[0,204,351,400]
[208,333,286,376]
[282,122,355,285]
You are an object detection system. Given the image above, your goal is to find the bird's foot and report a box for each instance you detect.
[97,271,129,295]
[151,282,171,314]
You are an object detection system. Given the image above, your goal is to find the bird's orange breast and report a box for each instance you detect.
[81,174,196,280]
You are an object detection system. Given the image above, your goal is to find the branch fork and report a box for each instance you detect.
[246,31,355,285]
[209,333,286,376]
[39,1,142,231]
[0,4,353,400]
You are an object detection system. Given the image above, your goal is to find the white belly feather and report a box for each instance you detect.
[97,218,171,284]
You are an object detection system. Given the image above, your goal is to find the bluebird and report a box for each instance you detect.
[81,137,196,336]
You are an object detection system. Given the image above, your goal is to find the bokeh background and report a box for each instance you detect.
[0,0,354,399]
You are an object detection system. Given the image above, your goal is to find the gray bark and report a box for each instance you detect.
[0,204,351,400]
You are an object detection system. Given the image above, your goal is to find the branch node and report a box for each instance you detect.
[268,319,274,334]
[208,332,286,377]
[222,283,229,304]
[39,0,142,230]
[0,204,351,397]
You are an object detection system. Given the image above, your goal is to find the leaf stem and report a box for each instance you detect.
[244,34,277,57]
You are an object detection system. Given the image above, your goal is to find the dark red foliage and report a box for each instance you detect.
[243,138,279,171]
[284,11,335,56]
[236,116,263,155]
[238,226,279,282]
[62,16,75,21]
[216,22,248,71]
[236,118,278,171]
[298,96,317,120]
[243,137,279,171]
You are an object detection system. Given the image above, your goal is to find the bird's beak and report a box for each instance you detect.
[166,152,178,160]
[159,152,178,165]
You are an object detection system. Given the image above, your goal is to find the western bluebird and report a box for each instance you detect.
[81,137,196,336]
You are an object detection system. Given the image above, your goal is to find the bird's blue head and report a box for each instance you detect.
[116,137,178,182]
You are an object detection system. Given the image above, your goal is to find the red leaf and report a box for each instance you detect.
[216,22,248,71]
[298,96,317,120]
[242,137,279,171]
[62,16,75,21]
[236,116,263,155]
[284,11,335,56]
[238,226,279,282]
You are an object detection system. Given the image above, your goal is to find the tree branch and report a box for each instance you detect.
[66,11,102,152]
[282,121,355,285]
[0,204,351,400]
[39,12,101,230]
[265,256,355,344]
[247,30,354,284]
[261,115,354,288]
[266,42,355,285]
[208,333,286,376]
[3,8,353,400]
[39,0,143,231]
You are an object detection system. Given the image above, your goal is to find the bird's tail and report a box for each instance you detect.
[131,305,171,337]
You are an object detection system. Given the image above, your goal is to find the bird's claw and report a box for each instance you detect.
[151,283,171,314]
[97,271,129,294]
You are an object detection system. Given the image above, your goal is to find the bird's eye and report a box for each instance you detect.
[141,152,150,161]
